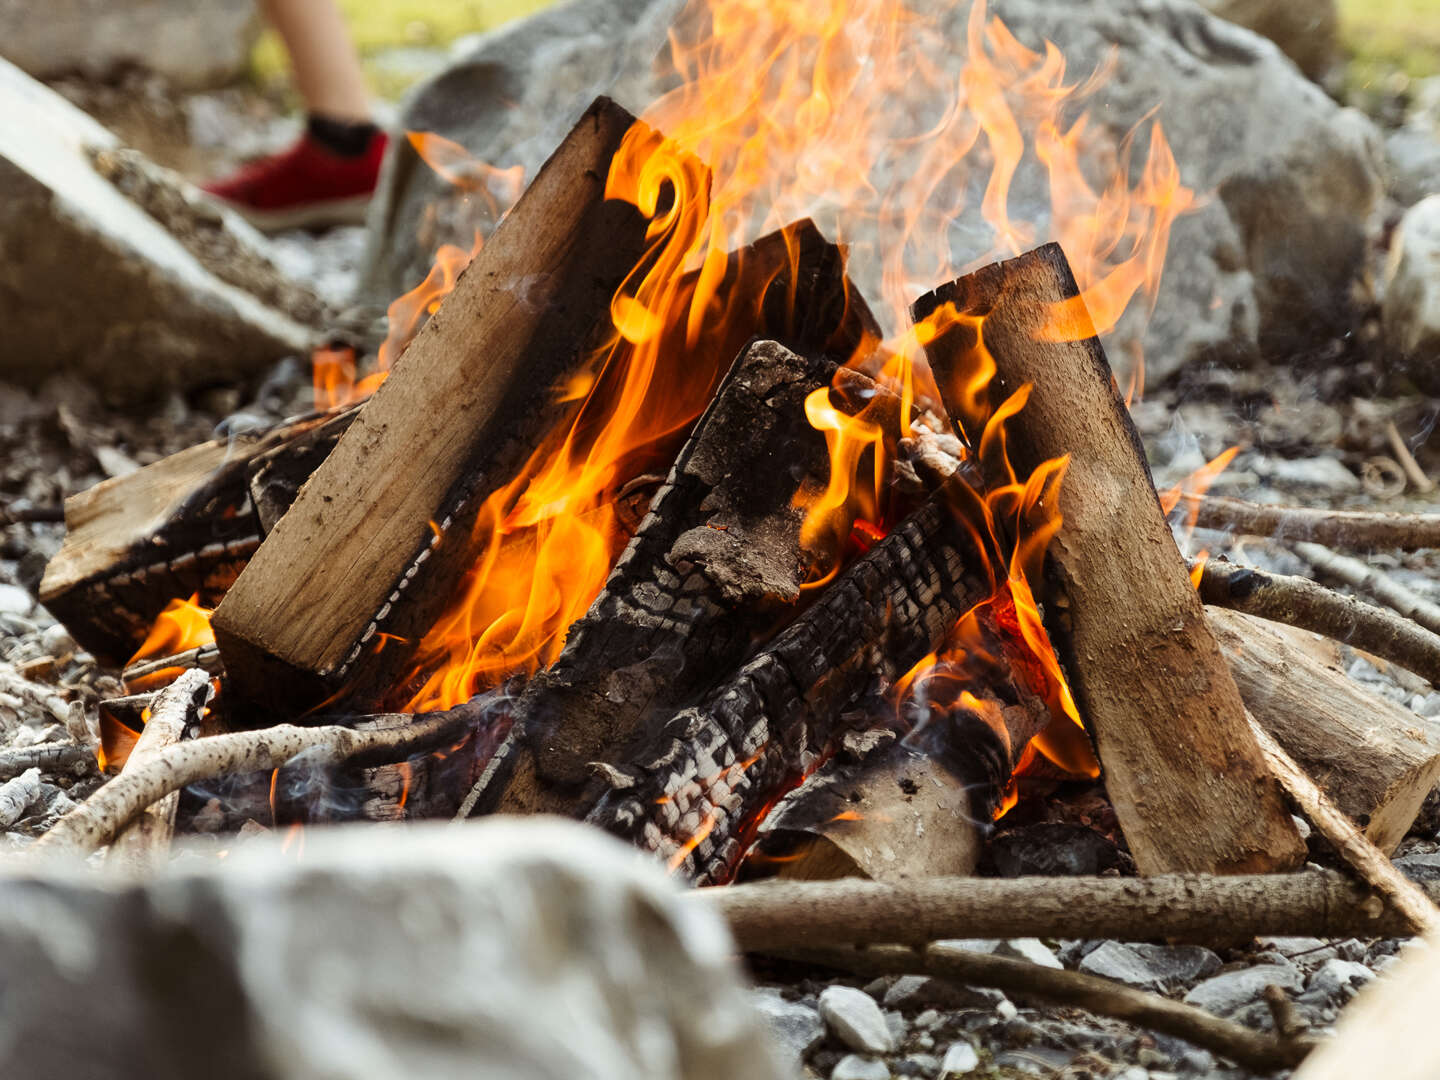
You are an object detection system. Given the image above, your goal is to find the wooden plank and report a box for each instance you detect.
[913,243,1305,875]
[212,97,655,714]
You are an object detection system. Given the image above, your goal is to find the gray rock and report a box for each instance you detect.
[996,938,1063,970]
[1078,941,1221,991]
[1183,963,1304,1017]
[1256,456,1361,492]
[831,1055,890,1080]
[0,583,33,616]
[1384,195,1440,394]
[939,1041,982,1075]
[819,986,896,1055]
[0,0,259,88]
[1304,958,1375,1003]
[1386,129,1440,208]
[754,990,826,1067]
[883,975,1005,1012]
[0,58,314,403]
[1199,0,1338,79]
[364,0,1381,390]
[0,819,788,1080]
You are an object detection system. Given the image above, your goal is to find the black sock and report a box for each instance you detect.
[307,113,381,157]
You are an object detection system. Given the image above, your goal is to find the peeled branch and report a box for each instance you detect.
[0,767,43,827]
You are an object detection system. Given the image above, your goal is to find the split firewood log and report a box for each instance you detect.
[914,243,1304,875]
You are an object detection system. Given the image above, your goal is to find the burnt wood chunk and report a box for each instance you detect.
[1211,607,1440,855]
[475,339,836,815]
[586,496,994,885]
[914,243,1305,876]
[211,97,655,715]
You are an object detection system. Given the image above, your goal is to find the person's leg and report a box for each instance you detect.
[262,0,372,123]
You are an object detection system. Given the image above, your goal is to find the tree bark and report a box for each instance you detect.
[1184,495,1440,551]
[914,243,1304,876]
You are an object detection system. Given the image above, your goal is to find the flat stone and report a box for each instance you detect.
[831,1055,890,1080]
[0,819,789,1080]
[1183,963,1304,1017]
[819,986,896,1055]
[753,990,826,1067]
[996,938,1063,970]
[883,975,1005,1012]
[1385,197,1440,394]
[0,58,315,403]
[365,0,1382,390]
[1256,456,1361,492]
[1077,942,1222,992]
[939,1041,981,1075]
[0,584,33,616]
[1304,958,1374,1003]
[0,0,259,88]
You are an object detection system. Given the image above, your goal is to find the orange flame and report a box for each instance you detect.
[124,594,215,693]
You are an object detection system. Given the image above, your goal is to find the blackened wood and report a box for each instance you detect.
[247,403,359,535]
[914,243,1305,875]
[212,98,655,715]
[586,495,993,885]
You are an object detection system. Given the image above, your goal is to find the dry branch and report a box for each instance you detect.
[1183,495,1440,550]
[0,742,94,779]
[1290,541,1440,636]
[915,243,1303,875]
[1247,716,1440,937]
[1384,421,1434,494]
[1195,557,1440,685]
[706,870,1440,950]
[122,644,223,691]
[784,945,1315,1074]
[32,703,479,857]
[108,668,210,870]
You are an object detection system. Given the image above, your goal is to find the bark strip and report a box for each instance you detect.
[914,243,1304,875]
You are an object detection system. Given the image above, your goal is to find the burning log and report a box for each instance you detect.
[472,338,841,816]
[585,494,997,885]
[1195,557,1440,687]
[107,668,211,871]
[211,97,657,716]
[914,243,1305,876]
[1212,607,1440,854]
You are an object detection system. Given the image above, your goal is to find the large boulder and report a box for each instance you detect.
[0,58,315,403]
[363,0,1382,387]
[4,819,789,1080]
[0,0,259,89]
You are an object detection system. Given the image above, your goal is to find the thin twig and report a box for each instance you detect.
[1289,541,1440,636]
[1263,984,1309,1042]
[780,945,1317,1074]
[1195,557,1440,685]
[122,645,223,689]
[1249,715,1440,936]
[1183,495,1440,550]
[706,871,1438,951]
[1385,422,1434,494]
[32,703,478,857]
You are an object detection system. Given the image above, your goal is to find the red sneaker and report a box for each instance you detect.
[202,129,389,231]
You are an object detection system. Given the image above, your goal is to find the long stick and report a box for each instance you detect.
[1194,558,1440,686]
[1248,716,1440,937]
[783,945,1316,1074]
[1184,495,1440,550]
[705,871,1437,951]
[32,704,478,857]
[1290,541,1440,636]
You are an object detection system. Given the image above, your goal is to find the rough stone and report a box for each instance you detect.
[1077,941,1222,992]
[1396,852,1440,883]
[819,986,897,1055]
[364,0,1382,389]
[1183,963,1304,1017]
[939,1041,982,1075]
[1384,195,1440,394]
[753,990,827,1067]
[0,583,33,616]
[0,0,260,88]
[1386,130,1440,208]
[996,938,1063,970]
[0,819,788,1080]
[1304,958,1375,1003]
[882,975,1006,1012]
[0,58,314,403]
[831,1055,890,1080]
[1199,0,1338,80]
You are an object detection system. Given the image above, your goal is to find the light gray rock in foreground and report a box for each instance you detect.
[832,1055,891,1080]
[819,985,896,1055]
[3,819,787,1080]
[1077,941,1222,992]
[364,0,1381,388]
[0,0,260,88]
[1384,195,1440,395]
[0,58,314,403]
[1183,963,1304,1017]
[753,990,826,1068]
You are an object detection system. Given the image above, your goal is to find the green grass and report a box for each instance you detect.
[1339,0,1440,84]
[252,0,556,101]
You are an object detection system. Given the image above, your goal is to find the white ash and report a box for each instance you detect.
[0,767,43,826]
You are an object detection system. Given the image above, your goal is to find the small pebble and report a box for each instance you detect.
[939,1041,980,1075]
[819,985,896,1054]
[0,584,33,617]
[830,1054,889,1080]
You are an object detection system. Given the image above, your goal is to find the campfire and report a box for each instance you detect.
[15,0,1440,1073]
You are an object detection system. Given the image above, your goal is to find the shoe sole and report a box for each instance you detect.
[211,194,374,233]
